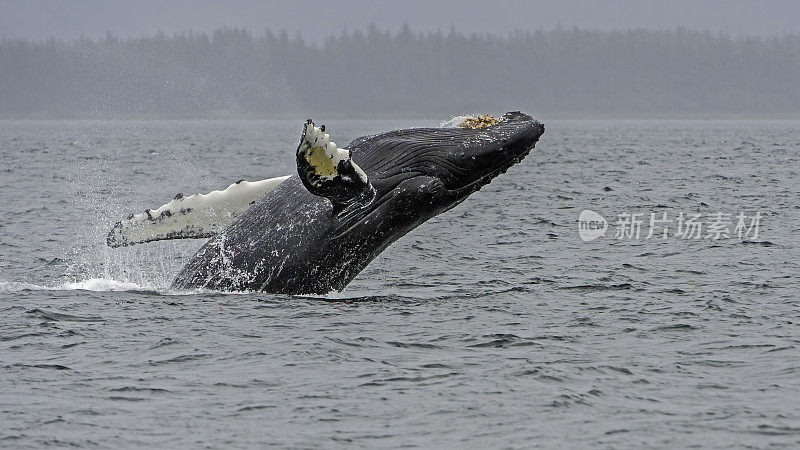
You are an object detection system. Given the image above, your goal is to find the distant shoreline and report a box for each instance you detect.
[3,26,799,120]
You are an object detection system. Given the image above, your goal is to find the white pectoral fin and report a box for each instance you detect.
[107,175,291,247]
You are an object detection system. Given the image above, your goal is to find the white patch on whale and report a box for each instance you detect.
[107,175,291,247]
[298,121,368,184]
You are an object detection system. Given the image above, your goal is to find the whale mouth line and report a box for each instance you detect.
[446,144,535,196]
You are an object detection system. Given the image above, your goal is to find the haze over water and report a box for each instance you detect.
[2,119,799,447]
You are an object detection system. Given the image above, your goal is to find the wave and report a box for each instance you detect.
[0,278,152,293]
[0,277,178,294]
[0,278,433,300]
[0,281,52,292]
[0,277,276,297]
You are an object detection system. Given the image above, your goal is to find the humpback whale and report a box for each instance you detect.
[108,111,544,293]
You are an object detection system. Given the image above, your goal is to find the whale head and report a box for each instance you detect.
[297,111,544,255]
[374,111,544,207]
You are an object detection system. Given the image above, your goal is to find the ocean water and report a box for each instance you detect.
[1,118,799,448]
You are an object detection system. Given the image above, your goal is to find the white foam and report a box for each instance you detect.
[61,277,148,292]
[1,278,155,293]
[0,277,268,295]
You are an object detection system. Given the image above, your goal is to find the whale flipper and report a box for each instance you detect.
[107,175,291,247]
[296,120,374,207]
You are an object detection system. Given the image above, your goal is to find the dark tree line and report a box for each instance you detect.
[1,25,799,117]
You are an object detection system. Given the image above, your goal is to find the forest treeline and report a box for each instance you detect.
[1,25,799,117]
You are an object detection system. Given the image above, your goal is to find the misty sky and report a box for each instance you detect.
[1,0,799,42]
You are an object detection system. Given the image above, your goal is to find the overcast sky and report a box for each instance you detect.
[1,0,799,42]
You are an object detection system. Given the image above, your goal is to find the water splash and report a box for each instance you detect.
[61,278,147,291]
[0,278,151,293]
[439,115,475,128]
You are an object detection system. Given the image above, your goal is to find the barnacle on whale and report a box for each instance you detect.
[459,114,500,129]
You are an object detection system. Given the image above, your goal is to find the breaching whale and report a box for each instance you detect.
[107,111,544,293]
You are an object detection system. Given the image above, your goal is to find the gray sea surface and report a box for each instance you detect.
[1,118,799,448]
